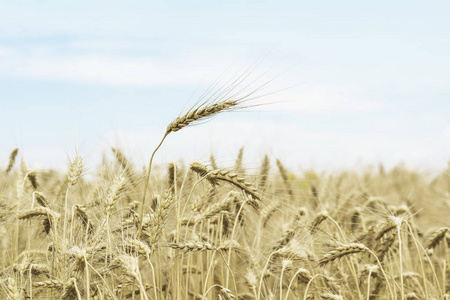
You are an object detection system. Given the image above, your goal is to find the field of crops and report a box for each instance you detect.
[1,100,449,299]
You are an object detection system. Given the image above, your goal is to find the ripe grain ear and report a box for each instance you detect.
[6,147,19,173]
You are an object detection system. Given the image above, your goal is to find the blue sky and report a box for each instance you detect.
[0,0,449,172]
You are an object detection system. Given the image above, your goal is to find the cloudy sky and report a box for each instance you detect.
[1,0,449,173]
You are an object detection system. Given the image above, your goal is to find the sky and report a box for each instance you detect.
[0,0,449,173]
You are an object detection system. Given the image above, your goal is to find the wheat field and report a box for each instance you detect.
[0,98,449,300]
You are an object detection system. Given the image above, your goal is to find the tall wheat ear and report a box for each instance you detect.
[138,72,271,237]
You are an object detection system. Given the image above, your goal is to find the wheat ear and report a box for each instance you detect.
[259,154,270,189]
[167,162,177,194]
[220,287,237,300]
[319,243,368,266]
[112,147,137,187]
[123,238,152,257]
[5,148,19,173]
[4,277,20,300]
[309,210,329,234]
[19,207,60,221]
[191,161,261,203]
[277,159,296,204]
[374,216,400,240]
[26,170,38,190]
[320,293,344,300]
[105,175,126,212]
[144,192,174,244]
[425,227,448,250]
[6,148,19,174]
[273,207,307,250]
[166,100,239,134]
[200,192,237,221]
[33,280,64,289]
[169,241,214,252]
[74,204,94,233]
[64,155,83,242]
[210,153,218,169]
[235,146,245,174]
[68,156,83,186]
[139,86,259,237]
[33,191,51,208]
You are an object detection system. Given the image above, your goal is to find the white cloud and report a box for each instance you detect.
[0,46,384,116]
[0,47,275,91]
[443,127,450,139]
[68,38,159,52]
[261,85,383,114]
[0,46,14,56]
[0,54,206,87]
